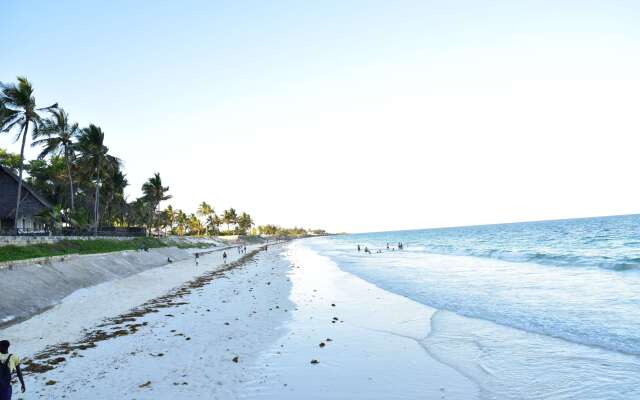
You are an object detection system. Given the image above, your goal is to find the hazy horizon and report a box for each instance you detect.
[3,1,640,233]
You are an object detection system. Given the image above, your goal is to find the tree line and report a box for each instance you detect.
[0,76,326,237]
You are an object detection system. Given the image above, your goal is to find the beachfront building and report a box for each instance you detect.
[0,165,52,233]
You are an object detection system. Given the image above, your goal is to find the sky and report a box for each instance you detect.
[1,0,640,233]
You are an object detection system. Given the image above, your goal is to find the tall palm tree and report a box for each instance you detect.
[223,208,238,232]
[142,172,172,234]
[32,108,80,211]
[188,213,204,236]
[206,214,220,235]
[176,210,188,236]
[197,201,214,235]
[101,166,128,224]
[76,124,120,235]
[0,77,57,232]
[164,205,176,235]
[238,212,254,235]
[213,214,222,234]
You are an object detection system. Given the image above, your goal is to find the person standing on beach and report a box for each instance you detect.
[195,253,200,266]
[223,251,227,264]
[0,340,25,400]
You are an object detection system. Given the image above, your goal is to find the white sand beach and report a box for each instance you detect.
[1,240,478,400]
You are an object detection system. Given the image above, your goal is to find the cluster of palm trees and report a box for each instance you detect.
[0,76,172,234]
[160,203,254,237]
[1,76,319,238]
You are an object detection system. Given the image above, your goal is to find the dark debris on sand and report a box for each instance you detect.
[22,247,266,377]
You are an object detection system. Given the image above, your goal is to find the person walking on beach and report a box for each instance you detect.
[0,340,25,400]
[195,253,200,266]
[223,251,227,264]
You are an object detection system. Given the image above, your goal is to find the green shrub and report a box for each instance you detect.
[0,237,167,263]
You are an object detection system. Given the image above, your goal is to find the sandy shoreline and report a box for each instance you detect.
[240,241,477,399]
[1,245,254,357]
[2,240,477,399]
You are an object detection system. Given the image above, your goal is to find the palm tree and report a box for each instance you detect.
[128,198,148,228]
[205,214,220,235]
[197,201,214,235]
[0,77,57,232]
[176,210,188,236]
[164,205,176,235]
[142,172,172,234]
[32,108,80,211]
[188,213,204,235]
[223,208,238,232]
[213,214,222,234]
[76,124,120,234]
[237,212,254,235]
[101,166,128,224]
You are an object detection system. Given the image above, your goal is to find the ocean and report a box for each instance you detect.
[300,214,640,399]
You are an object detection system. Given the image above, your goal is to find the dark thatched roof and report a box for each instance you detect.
[0,164,52,218]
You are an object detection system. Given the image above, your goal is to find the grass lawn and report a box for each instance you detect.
[0,237,168,263]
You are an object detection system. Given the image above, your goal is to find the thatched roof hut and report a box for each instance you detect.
[0,165,52,232]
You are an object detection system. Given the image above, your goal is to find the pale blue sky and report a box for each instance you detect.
[2,1,640,232]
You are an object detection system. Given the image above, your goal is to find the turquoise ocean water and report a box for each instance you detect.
[302,215,640,399]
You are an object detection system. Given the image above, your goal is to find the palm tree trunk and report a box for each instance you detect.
[65,149,75,212]
[94,157,101,236]
[14,121,29,234]
[150,204,157,237]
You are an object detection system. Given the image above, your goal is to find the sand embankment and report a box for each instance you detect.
[0,247,201,326]
[11,244,289,399]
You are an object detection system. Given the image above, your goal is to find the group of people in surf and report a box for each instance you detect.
[357,242,405,254]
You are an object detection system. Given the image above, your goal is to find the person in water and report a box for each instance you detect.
[357,244,361,252]
[0,340,25,400]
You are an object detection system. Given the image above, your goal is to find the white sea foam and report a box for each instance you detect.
[307,235,640,356]
[301,221,640,399]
